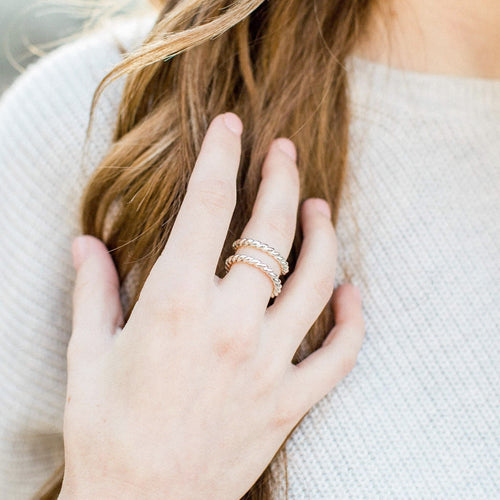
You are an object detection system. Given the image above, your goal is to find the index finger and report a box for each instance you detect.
[148,112,243,289]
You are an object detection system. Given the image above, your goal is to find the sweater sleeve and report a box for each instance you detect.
[0,16,153,498]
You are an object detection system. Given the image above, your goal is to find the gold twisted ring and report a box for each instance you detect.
[231,237,289,275]
[224,253,283,298]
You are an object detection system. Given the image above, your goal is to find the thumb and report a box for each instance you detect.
[70,235,124,355]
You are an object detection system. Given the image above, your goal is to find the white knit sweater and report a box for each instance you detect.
[0,13,499,500]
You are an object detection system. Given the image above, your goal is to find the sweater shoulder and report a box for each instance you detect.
[0,13,156,113]
[0,14,155,189]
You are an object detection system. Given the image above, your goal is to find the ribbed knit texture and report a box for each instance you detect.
[0,13,498,499]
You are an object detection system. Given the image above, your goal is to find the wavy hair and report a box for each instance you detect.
[38,0,374,498]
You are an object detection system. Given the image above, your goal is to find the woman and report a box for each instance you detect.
[0,0,498,498]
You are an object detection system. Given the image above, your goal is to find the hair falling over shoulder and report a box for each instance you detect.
[37,0,374,498]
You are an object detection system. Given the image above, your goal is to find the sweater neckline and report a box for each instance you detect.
[346,55,500,117]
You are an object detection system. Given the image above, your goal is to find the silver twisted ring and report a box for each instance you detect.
[232,237,289,275]
[224,253,282,298]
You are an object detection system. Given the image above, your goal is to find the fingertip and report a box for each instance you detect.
[275,137,297,162]
[312,198,331,218]
[223,112,243,135]
[71,235,123,344]
[72,235,110,270]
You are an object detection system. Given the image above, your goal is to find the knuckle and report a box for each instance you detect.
[263,206,295,242]
[213,329,257,362]
[196,178,235,214]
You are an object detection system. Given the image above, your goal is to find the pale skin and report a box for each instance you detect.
[356,0,500,78]
[59,112,365,499]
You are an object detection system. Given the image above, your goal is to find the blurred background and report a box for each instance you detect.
[1,0,80,93]
[0,0,145,94]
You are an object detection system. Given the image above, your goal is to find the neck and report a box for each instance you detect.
[355,0,500,79]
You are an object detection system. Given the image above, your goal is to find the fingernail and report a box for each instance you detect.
[223,112,243,135]
[352,285,362,301]
[72,236,88,270]
[315,199,331,217]
[276,138,296,161]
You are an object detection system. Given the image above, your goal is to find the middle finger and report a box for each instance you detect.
[219,137,300,315]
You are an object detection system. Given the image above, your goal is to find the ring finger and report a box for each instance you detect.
[219,137,300,315]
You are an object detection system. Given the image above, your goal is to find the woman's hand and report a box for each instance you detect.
[59,112,365,499]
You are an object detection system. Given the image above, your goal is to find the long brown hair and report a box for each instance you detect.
[38,0,374,498]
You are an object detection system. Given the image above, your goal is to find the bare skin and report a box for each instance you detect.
[356,0,500,78]
[59,113,365,499]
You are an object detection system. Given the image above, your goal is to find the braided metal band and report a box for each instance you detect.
[231,238,289,275]
[224,253,282,298]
